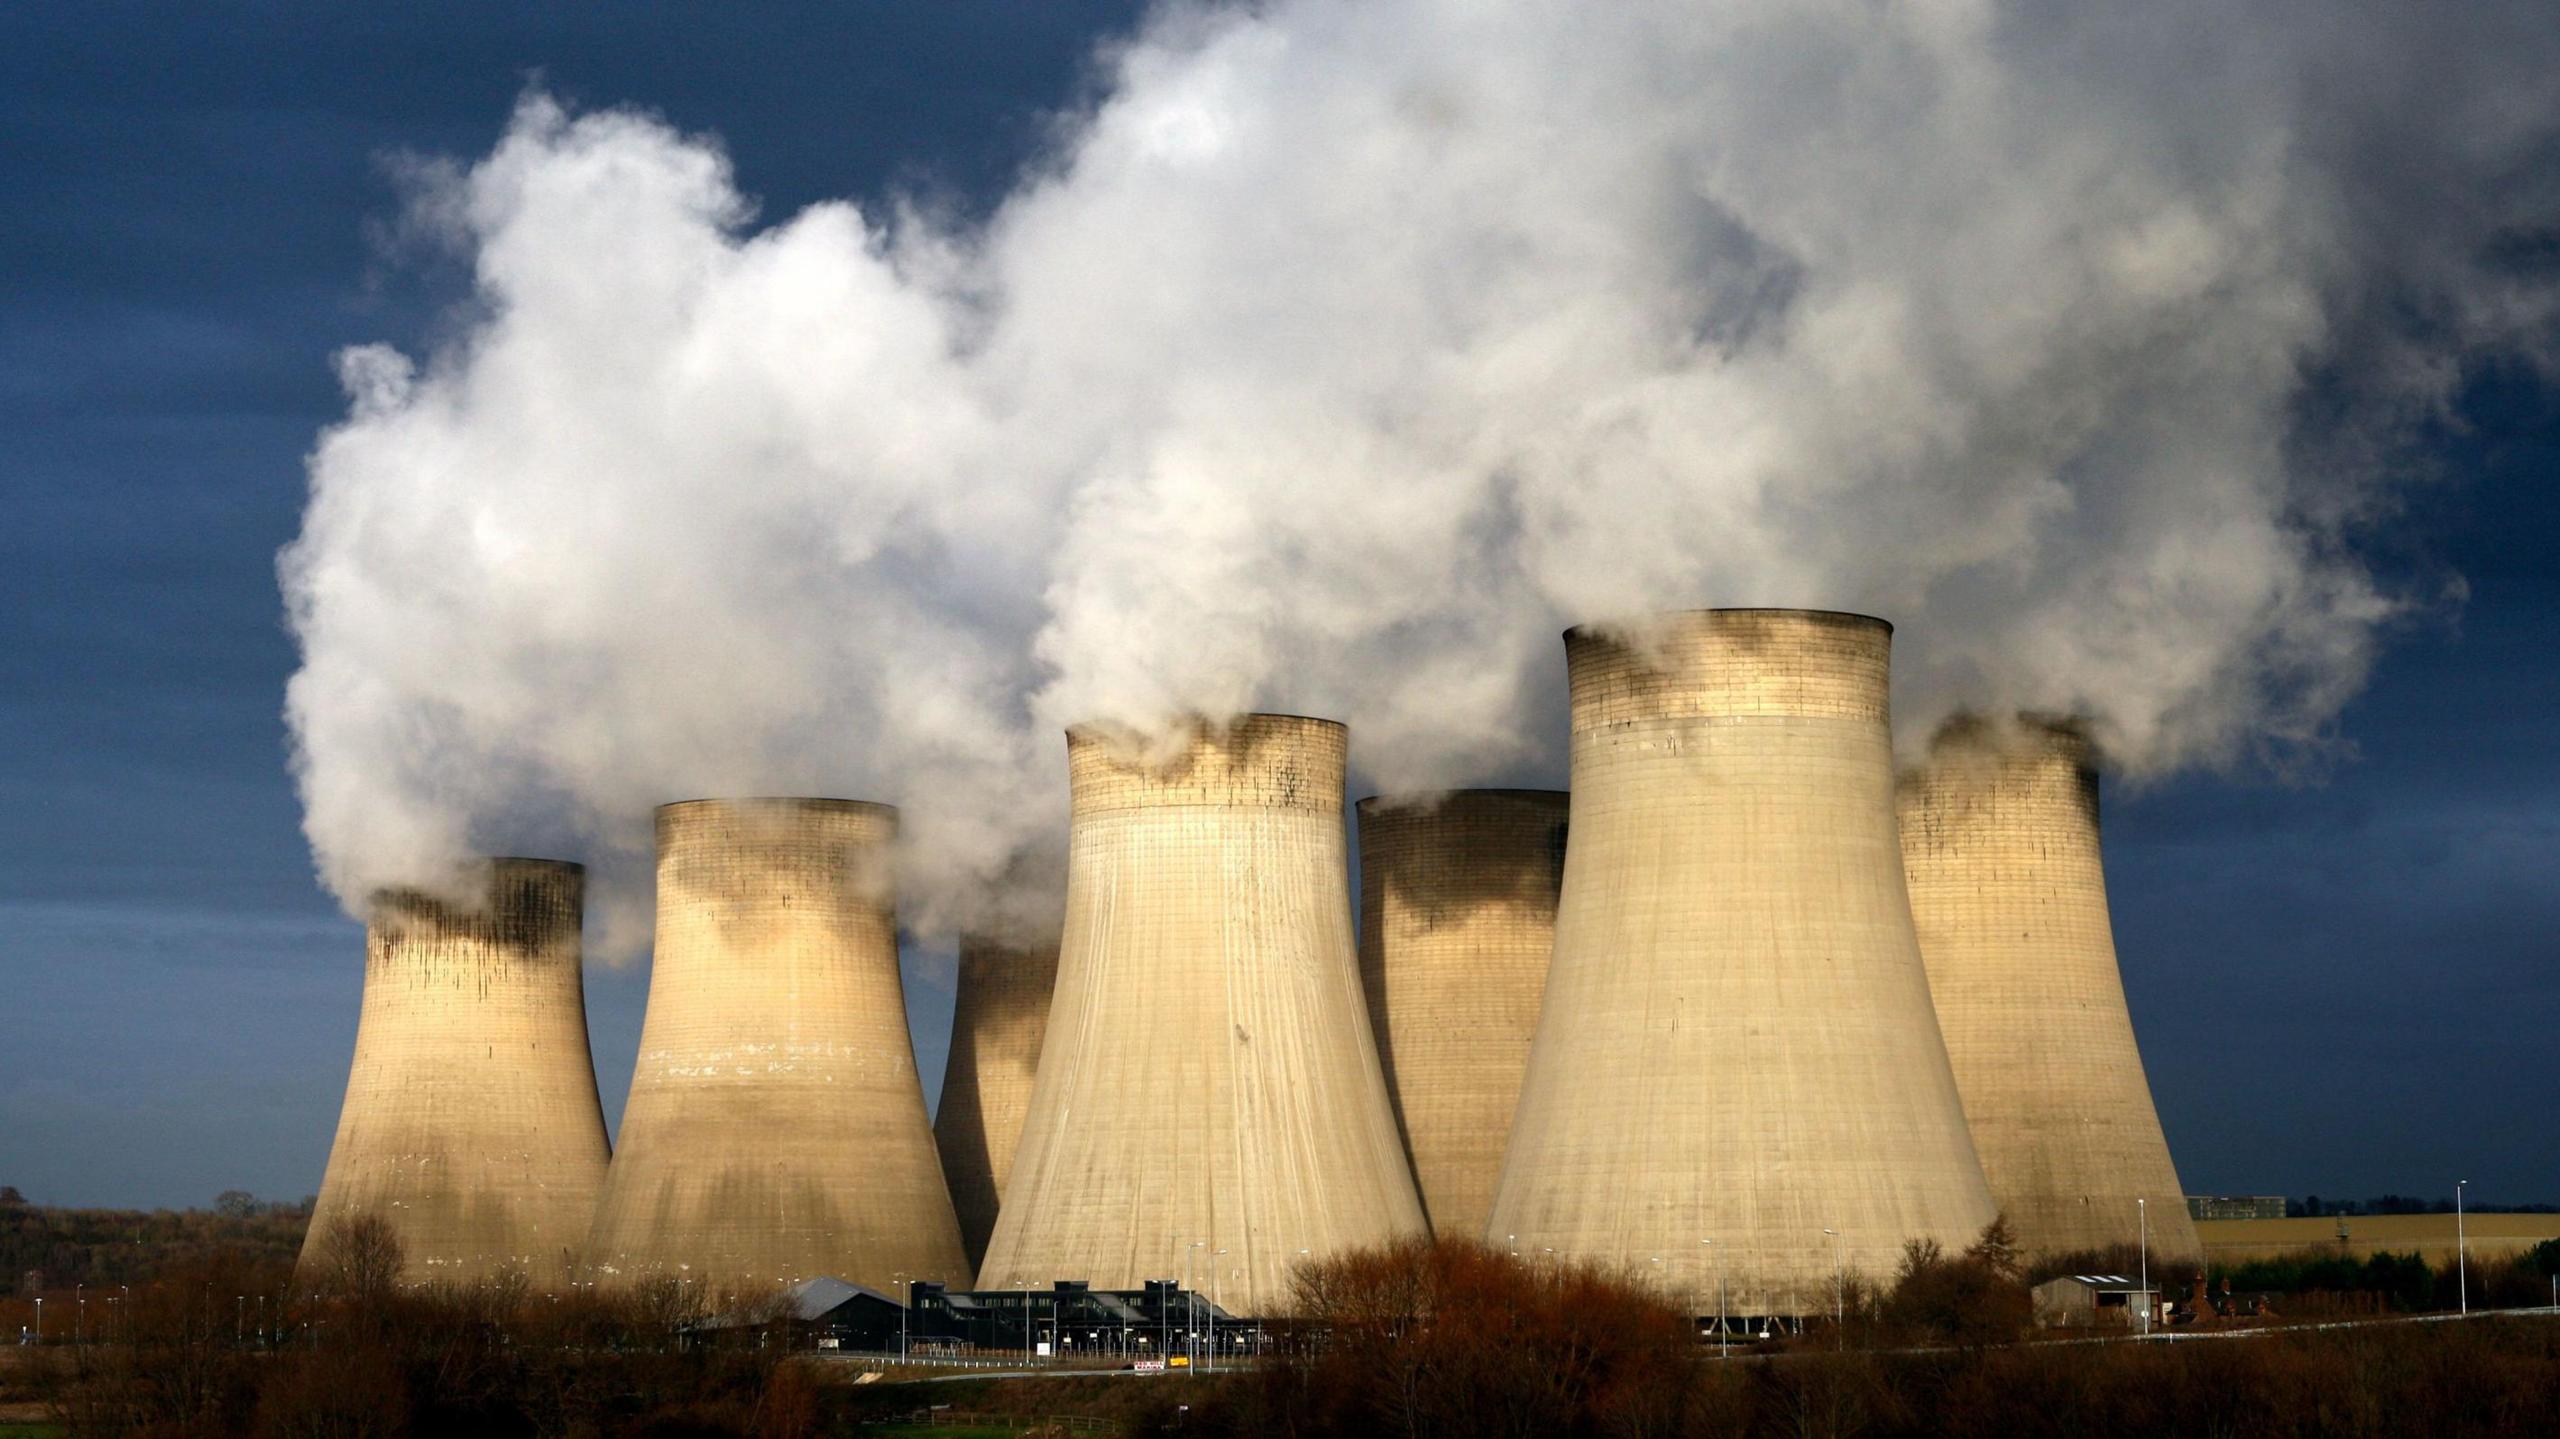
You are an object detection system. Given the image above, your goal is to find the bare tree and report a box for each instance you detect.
[306,1213,405,1301]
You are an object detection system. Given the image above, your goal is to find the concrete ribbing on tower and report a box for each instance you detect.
[934,934,1061,1270]
[299,857,609,1288]
[1357,789,1567,1243]
[1899,716,2202,1262]
[1487,610,1996,1315]
[978,716,1427,1314]
[585,799,969,1297]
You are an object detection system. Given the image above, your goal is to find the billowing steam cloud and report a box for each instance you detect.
[283,0,2560,950]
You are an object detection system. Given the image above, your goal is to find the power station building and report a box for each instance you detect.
[1356,789,1567,1242]
[300,857,610,1288]
[585,798,970,1297]
[1488,610,1997,1315]
[1898,715,2202,1261]
[933,934,1061,1268]
[978,716,1428,1314]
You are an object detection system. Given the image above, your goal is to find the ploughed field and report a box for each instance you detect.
[2197,1212,2560,1265]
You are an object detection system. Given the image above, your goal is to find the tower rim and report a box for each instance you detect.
[1561,607,1893,643]
[654,796,899,819]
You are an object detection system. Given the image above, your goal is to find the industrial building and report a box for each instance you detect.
[1356,789,1567,1241]
[933,934,1060,1268]
[907,1279,1248,1360]
[978,715,1429,1315]
[2188,1195,2290,1222]
[2031,1273,2161,1329]
[1488,610,1998,1316]
[300,857,610,1288]
[585,798,970,1298]
[1899,715,2202,1261]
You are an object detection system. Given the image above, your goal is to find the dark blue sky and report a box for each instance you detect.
[2,3,2553,1211]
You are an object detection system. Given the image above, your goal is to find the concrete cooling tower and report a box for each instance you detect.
[933,934,1061,1269]
[1487,610,1996,1316]
[978,715,1428,1314]
[299,857,609,1288]
[1356,789,1567,1243]
[585,798,969,1297]
[1899,715,2202,1262]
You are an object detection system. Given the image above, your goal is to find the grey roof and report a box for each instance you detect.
[702,1276,902,1329]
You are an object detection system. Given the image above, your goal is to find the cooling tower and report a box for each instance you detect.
[299,857,609,1288]
[1899,715,2202,1262]
[978,715,1428,1314]
[1356,789,1567,1242]
[584,798,969,1297]
[1487,610,1996,1315]
[933,934,1061,1269]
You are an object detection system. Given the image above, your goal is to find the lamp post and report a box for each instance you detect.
[2138,1198,2151,1336]
[2456,1179,2469,1317]
[1184,1242,1205,1374]
[892,1274,907,1363]
[1822,1229,1844,1349]
[1208,1249,1226,1372]
[30,1297,38,1344]
[76,1284,84,1345]
[1701,1239,1725,1358]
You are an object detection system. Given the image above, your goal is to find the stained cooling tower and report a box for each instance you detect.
[299,857,609,1288]
[585,799,969,1297]
[1899,716,2202,1261]
[978,716,1428,1313]
[1488,610,1996,1315]
[933,934,1061,1269]
[1357,789,1567,1242]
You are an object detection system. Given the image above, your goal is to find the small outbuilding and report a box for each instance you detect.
[2032,1273,2160,1329]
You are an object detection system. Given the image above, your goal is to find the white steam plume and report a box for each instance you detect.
[283,0,2560,950]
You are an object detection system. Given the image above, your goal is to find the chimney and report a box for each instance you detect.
[300,857,609,1288]
[934,933,1061,1270]
[1356,789,1567,1242]
[980,715,1427,1313]
[585,798,969,1297]
[1899,715,2202,1261]
[1488,610,1995,1314]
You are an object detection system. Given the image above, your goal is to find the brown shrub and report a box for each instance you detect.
[1244,1236,1701,1439]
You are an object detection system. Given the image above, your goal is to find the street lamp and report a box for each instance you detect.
[1208,1249,1227,1372]
[1821,1229,1844,1349]
[892,1274,907,1363]
[30,1297,38,1344]
[2138,1198,2151,1336]
[1701,1239,1725,1359]
[1184,1242,1207,1374]
[2456,1179,2469,1317]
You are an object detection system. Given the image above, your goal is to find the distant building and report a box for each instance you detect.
[690,1277,909,1352]
[909,1279,1249,1360]
[2032,1274,2160,1329]
[2186,1195,2287,1221]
